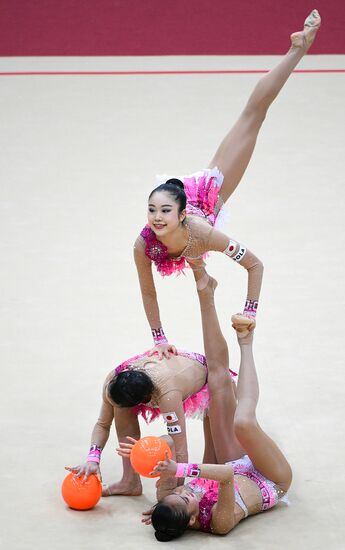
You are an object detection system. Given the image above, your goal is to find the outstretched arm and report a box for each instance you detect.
[90,391,115,448]
[207,227,263,322]
[158,391,188,465]
[134,236,176,358]
[65,375,115,481]
[134,236,162,331]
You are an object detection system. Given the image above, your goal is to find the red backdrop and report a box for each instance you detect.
[0,0,344,56]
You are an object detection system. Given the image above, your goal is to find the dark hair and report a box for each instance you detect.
[149,179,186,214]
[107,370,154,408]
[151,501,190,542]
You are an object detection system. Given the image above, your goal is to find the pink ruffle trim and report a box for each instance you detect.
[134,382,210,424]
[141,169,223,277]
[184,174,220,226]
[140,225,188,277]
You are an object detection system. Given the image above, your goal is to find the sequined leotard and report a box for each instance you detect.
[135,168,263,336]
[186,455,286,533]
[140,168,225,277]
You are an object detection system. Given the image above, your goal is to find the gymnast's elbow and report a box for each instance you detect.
[94,420,111,435]
[248,257,264,275]
[257,258,264,273]
[215,523,235,536]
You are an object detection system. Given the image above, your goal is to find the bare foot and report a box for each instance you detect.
[188,259,207,289]
[190,263,218,293]
[290,9,321,51]
[231,313,256,339]
[102,479,143,497]
[197,273,218,293]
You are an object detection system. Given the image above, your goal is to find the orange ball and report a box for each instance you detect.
[130,436,172,478]
[61,473,102,510]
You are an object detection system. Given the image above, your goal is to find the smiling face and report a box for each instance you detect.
[148,191,185,237]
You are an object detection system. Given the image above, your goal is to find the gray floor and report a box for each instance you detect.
[1,55,345,549]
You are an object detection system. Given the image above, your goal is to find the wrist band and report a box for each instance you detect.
[175,463,187,477]
[175,463,201,478]
[187,463,201,477]
[151,327,168,346]
[243,299,258,319]
[87,444,102,464]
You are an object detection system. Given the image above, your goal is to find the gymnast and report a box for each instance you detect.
[119,266,292,539]
[65,346,236,496]
[134,10,321,357]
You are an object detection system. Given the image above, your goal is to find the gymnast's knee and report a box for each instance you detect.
[243,103,267,129]
[234,414,258,440]
[207,368,232,391]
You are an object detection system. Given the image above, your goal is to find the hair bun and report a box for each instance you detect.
[165,178,184,190]
[154,530,173,542]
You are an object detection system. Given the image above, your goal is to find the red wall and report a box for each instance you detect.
[1,0,344,56]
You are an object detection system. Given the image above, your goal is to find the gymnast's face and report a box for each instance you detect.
[163,488,199,519]
[148,191,184,237]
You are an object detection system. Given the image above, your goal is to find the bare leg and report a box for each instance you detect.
[209,10,321,203]
[233,329,292,492]
[202,416,217,464]
[103,409,142,496]
[102,446,143,496]
[194,268,245,462]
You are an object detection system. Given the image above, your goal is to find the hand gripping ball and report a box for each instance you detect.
[61,473,102,510]
[130,436,172,478]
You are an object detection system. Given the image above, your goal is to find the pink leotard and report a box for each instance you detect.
[186,455,285,533]
[136,167,263,315]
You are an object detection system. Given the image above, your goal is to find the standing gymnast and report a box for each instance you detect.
[134,10,321,357]
[65,345,236,497]
[119,267,292,539]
